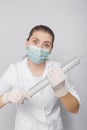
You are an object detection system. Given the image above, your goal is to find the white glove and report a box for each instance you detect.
[47,67,68,97]
[2,87,31,104]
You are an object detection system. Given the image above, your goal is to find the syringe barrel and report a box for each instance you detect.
[29,77,49,96]
[62,57,80,73]
[29,57,80,96]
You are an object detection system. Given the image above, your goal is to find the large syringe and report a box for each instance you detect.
[29,57,80,96]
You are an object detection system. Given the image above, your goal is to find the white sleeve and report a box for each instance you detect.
[0,78,11,95]
[65,74,81,104]
[0,64,18,95]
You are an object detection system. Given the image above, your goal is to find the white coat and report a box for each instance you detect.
[0,58,80,130]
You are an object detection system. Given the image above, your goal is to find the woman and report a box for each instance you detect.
[0,25,80,130]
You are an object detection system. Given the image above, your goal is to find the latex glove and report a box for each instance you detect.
[2,87,31,104]
[47,67,68,97]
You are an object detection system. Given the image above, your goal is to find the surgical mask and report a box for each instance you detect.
[26,45,50,64]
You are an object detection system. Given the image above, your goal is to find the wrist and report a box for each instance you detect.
[53,84,68,97]
[2,92,10,104]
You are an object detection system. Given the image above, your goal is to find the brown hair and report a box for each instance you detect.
[27,25,55,46]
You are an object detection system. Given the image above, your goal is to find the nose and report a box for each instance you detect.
[38,43,43,48]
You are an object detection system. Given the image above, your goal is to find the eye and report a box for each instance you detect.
[45,44,49,47]
[32,40,38,44]
[44,43,51,48]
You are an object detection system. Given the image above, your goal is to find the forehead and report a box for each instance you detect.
[30,30,52,42]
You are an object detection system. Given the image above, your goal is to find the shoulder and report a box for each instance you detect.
[2,57,27,76]
[9,57,27,72]
[15,57,27,69]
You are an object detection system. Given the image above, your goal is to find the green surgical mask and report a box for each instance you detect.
[26,45,50,64]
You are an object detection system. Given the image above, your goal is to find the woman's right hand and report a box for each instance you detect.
[2,87,31,104]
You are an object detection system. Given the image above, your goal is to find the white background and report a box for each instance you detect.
[0,0,87,130]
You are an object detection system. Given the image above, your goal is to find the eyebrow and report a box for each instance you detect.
[31,37,52,44]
